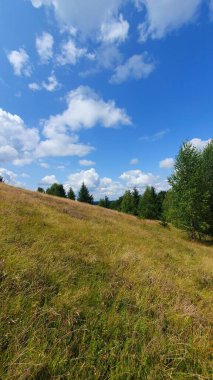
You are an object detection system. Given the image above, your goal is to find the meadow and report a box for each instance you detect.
[0,183,212,380]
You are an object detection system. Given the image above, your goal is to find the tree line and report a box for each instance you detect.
[36,139,212,239]
[37,182,94,204]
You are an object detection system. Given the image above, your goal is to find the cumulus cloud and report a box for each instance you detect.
[65,168,124,199]
[189,138,212,150]
[40,174,58,185]
[7,49,31,76]
[66,168,99,192]
[36,134,93,158]
[0,168,22,186]
[36,32,54,63]
[110,54,155,84]
[120,169,157,189]
[159,157,175,169]
[138,0,202,42]
[79,160,96,166]
[0,108,39,165]
[100,14,129,44]
[43,86,131,136]
[30,0,124,36]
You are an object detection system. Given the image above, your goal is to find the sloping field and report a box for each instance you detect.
[0,183,212,380]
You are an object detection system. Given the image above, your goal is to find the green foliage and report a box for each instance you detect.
[132,187,140,215]
[67,187,76,200]
[202,140,213,235]
[121,190,134,214]
[77,182,93,204]
[99,196,110,208]
[109,196,123,211]
[46,183,66,198]
[168,142,210,239]
[138,186,158,219]
[37,187,45,193]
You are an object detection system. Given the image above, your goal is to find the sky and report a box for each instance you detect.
[0,0,212,199]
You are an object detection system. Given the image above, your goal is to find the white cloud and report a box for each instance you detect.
[189,138,212,150]
[29,82,41,91]
[43,86,131,137]
[40,174,58,185]
[36,134,94,158]
[0,108,39,165]
[0,168,22,187]
[65,168,124,199]
[130,158,139,165]
[120,169,157,189]
[42,73,59,91]
[66,168,99,192]
[57,39,91,66]
[101,14,129,44]
[79,159,96,166]
[110,54,155,84]
[31,0,124,36]
[7,49,31,76]
[36,32,54,63]
[159,157,174,168]
[138,0,202,42]
[29,73,59,92]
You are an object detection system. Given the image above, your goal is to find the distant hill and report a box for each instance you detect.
[0,183,212,380]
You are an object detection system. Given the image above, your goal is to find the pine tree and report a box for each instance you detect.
[67,187,76,200]
[138,186,158,219]
[46,183,66,198]
[169,142,209,239]
[121,190,134,214]
[132,187,140,216]
[77,182,93,204]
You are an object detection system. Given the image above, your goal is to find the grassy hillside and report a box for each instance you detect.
[0,183,212,380]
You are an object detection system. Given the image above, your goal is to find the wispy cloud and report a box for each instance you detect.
[139,129,170,142]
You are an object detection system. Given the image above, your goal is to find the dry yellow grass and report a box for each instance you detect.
[0,183,212,380]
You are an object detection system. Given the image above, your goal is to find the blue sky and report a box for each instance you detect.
[0,0,212,199]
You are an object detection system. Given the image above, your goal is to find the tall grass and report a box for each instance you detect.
[0,183,212,380]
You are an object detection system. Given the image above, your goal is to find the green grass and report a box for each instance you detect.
[0,183,212,380]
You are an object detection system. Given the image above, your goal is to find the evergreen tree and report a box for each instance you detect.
[67,187,76,200]
[156,191,167,219]
[121,190,134,214]
[132,187,140,215]
[99,196,110,208]
[37,187,45,193]
[46,183,66,198]
[169,142,209,239]
[77,182,93,204]
[110,196,123,211]
[138,186,158,219]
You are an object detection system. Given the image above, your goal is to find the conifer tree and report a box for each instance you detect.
[77,182,93,204]
[67,187,76,200]
[46,183,66,198]
[132,187,140,216]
